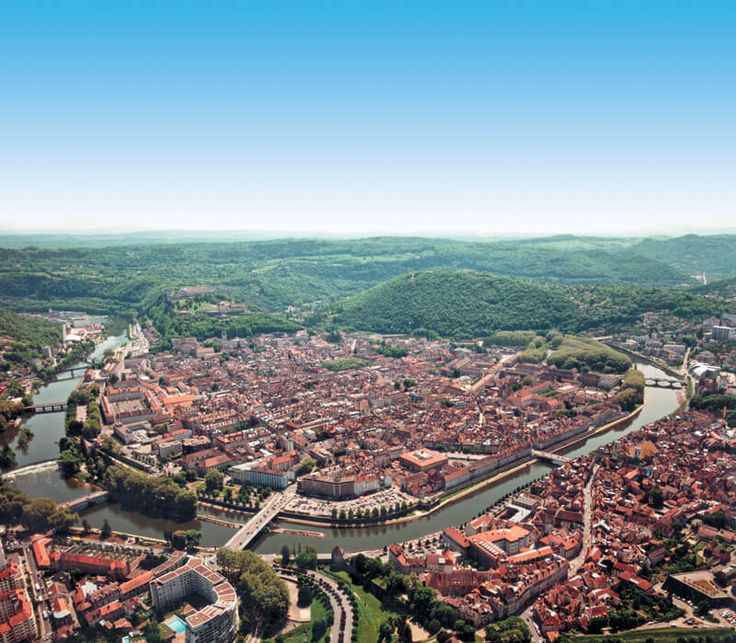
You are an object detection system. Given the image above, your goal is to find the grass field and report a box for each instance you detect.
[573,626,734,642]
[328,569,395,643]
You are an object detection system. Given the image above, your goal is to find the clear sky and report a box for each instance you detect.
[0,0,734,235]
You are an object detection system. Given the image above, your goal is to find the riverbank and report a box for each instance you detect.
[272,399,646,531]
[8,353,680,553]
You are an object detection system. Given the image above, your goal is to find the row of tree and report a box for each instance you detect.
[216,548,289,635]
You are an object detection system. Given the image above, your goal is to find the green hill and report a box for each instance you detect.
[334,270,722,339]
[335,270,582,337]
[0,309,61,347]
[624,234,736,278]
[0,236,688,317]
[0,308,61,373]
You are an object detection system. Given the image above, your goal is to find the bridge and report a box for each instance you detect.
[52,366,91,382]
[644,377,682,389]
[22,402,68,414]
[60,490,110,512]
[532,449,573,466]
[224,490,292,550]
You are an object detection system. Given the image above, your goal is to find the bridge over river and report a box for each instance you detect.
[22,402,68,414]
[644,377,683,389]
[224,488,294,550]
[60,490,110,512]
[531,450,573,466]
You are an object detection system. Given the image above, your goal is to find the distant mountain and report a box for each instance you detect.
[0,236,687,318]
[624,234,736,278]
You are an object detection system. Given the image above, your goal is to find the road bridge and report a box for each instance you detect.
[531,449,573,466]
[644,377,682,389]
[22,402,67,414]
[224,489,292,550]
[60,490,110,512]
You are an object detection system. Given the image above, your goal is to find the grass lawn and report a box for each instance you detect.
[574,627,734,641]
[328,569,395,643]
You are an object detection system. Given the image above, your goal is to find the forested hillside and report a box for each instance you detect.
[334,270,722,338]
[0,308,61,373]
[335,271,581,337]
[0,235,732,342]
[144,292,300,347]
[0,235,701,317]
[625,235,736,278]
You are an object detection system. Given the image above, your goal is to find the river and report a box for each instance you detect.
[7,356,680,553]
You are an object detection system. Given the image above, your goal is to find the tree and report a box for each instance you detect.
[142,621,163,643]
[171,530,187,550]
[215,549,288,632]
[81,519,91,534]
[281,545,291,566]
[648,486,664,509]
[297,583,312,607]
[379,619,395,642]
[22,497,78,533]
[100,519,112,539]
[312,619,327,640]
[297,456,316,476]
[295,546,318,571]
[205,468,225,494]
[185,529,202,550]
[58,448,82,477]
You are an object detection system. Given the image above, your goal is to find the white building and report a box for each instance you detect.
[150,556,238,643]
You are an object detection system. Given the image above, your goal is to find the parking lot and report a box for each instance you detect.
[284,487,415,518]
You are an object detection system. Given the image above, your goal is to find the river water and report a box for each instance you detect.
[8,356,680,553]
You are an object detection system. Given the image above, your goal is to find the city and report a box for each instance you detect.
[2,0,736,641]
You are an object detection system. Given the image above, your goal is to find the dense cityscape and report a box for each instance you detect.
[3,1,736,641]
[1,255,736,643]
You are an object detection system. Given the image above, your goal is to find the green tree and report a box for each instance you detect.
[205,468,225,494]
[281,545,291,566]
[185,529,202,550]
[295,546,318,571]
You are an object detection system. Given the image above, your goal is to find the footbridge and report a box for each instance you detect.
[224,490,292,550]
[532,450,573,466]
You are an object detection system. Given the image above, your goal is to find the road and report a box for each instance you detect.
[569,464,598,576]
[224,486,296,550]
[521,606,543,643]
[21,543,52,641]
[275,567,355,643]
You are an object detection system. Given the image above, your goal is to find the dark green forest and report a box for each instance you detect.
[0,234,733,342]
[334,270,721,338]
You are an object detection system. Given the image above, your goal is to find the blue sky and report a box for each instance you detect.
[1,0,734,235]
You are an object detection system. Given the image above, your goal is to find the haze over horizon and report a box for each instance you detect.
[1,0,735,235]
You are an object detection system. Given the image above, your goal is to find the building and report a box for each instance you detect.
[399,448,448,473]
[229,463,292,489]
[664,571,736,608]
[712,326,733,342]
[51,548,130,580]
[298,472,382,499]
[150,556,238,643]
[0,589,36,643]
